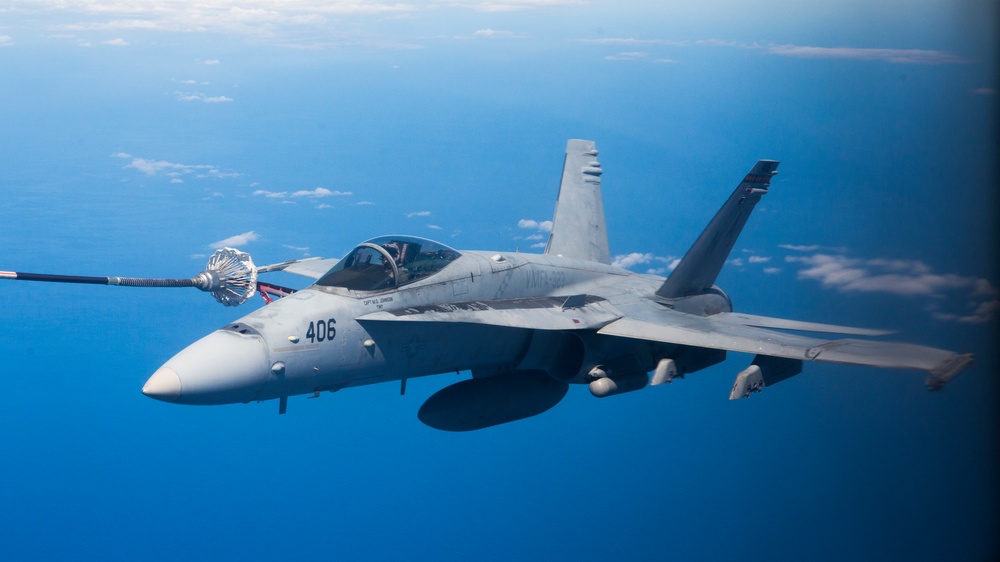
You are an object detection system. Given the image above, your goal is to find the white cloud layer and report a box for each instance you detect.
[518,219,553,232]
[176,91,233,103]
[582,37,965,66]
[575,38,688,47]
[210,231,259,249]
[611,252,679,275]
[609,242,995,324]
[253,189,287,198]
[785,254,979,296]
[451,0,584,13]
[604,51,649,61]
[470,29,522,39]
[785,252,997,323]
[115,153,238,179]
[25,1,420,35]
[254,187,351,199]
[292,187,350,197]
[612,252,654,269]
[8,0,575,47]
[763,44,965,64]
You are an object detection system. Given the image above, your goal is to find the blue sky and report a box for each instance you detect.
[1,1,997,560]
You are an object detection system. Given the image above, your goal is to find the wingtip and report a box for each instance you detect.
[925,353,974,391]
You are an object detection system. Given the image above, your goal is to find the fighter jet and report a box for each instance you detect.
[2,140,972,431]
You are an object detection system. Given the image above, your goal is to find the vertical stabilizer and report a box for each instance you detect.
[544,140,611,264]
[657,160,779,299]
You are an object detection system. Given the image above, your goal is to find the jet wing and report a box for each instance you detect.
[357,295,621,331]
[258,257,339,280]
[708,312,893,336]
[598,303,971,389]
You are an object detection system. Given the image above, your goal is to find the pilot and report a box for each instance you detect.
[383,241,413,283]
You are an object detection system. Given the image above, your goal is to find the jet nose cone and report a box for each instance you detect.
[144,329,271,405]
[142,367,182,402]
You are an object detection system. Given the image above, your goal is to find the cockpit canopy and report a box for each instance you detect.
[316,236,462,292]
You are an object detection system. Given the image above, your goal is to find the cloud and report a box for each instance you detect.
[518,219,553,232]
[612,252,654,269]
[604,51,649,61]
[784,252,997,323]
[407,211,431,217]
[203,59,221,65]
[175,91,233,103]
[930,299,1000,324]
[779,244,821,252]
[452,0,585,13]
[284,245,310,254]
[471,29,522,39]
[427,224,442,230]
[126,157,197,175]
[39,2,420,38]
[762,44,965,64]
[748,256,771,264]
[253,189,288,198]
[210,231,259,249]
[578,37,965,66]
[973,87,997,96]
[779,243,847,253]
[0,35,15,46]
[123,157,204,175]
[102,38,128,46]
[255,187,351,200]
[612,253,678,275]
[763,267,782,275]
[116,153,237,179]
[575,38,688,47]
[783,254,980,296]
[291,187,350,197]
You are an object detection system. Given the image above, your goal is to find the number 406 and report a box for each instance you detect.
[306,319,336,343]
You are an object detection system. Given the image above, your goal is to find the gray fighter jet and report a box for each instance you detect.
[3,140,972,430]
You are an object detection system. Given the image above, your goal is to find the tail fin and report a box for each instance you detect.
[544,139,611,264]
[657,160,779,299]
